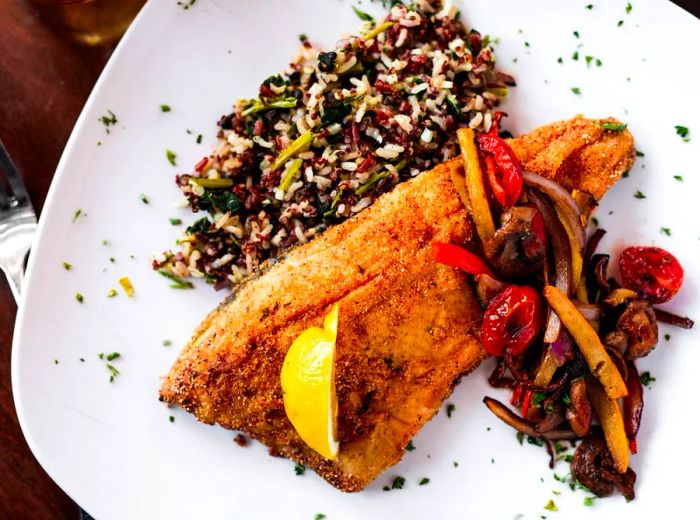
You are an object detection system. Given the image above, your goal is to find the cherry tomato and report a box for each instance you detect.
[482,285,543,357]
[619,246,684,304]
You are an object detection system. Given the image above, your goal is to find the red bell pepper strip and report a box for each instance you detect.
[432,242,495,277]
[484,155,507,208]
[477,133,523,208]
[521,389,534,417]
[194,156,209,173]
[511,384,523,406]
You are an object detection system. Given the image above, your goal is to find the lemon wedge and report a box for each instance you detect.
[280,304,339,460]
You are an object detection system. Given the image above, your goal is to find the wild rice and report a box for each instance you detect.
[155,0,514,288]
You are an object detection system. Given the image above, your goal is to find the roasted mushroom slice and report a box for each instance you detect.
[484,206,547,278]
[605,300,658,359]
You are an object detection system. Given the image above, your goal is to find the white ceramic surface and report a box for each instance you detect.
[12,0,700,518]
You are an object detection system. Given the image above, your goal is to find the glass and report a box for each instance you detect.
[28,0,147,46]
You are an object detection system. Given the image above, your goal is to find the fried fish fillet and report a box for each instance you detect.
[159,117,635,492]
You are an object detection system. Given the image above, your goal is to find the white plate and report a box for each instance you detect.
[12,0,700,518]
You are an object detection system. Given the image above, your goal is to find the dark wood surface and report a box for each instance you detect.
[0,1,697,518]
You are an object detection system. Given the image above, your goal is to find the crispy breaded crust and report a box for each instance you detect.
[159,117,636,492]
[508,115,635,199]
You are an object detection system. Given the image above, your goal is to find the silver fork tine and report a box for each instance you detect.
[0,138,30,206]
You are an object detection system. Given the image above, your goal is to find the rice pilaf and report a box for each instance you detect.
[154,0,513,288]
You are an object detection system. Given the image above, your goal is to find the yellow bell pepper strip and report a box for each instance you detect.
[543,285,627,399]
[586,376,629,473]
[534,348,559,387]
[457,128,495,247]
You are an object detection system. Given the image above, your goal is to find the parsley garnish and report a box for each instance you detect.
[140,193,149,204]
[585,55,593,66]
[586,4,594,9]
[573,31,580,38]
[453,461,459,467]
[169,217,182,225]
[298,33,308,42]
[674,175,683,181]
[406,440,416,451]
[105,352,120,361]
[562,393,572,405]
[527,436,545,447]
[553,473,567,483]
[626,2,632,14]
[591,217,599,226]
[75,292,84,303]
[640,371,656,387]
[294,463,306,475]
[72,209,83,223]
[622,170,630,178]
[565,454,574,463]
[584,496,596,506]
[106,363,119,382]
[557,57,563,64]
[98,110,118,132]
[196,134,203,144]
[160,104,171,112]
[618,20,624,27]
[169,416,175,423]
[635,150,645,157]
[107,289,117,298]
[634,191,646,199]
[158,269,195,289]
[62,262,72,270]
[419,477,430,486]
[544,500,558,512]
[352,5,374,22]
[314,515,326,520]
[166,149,177,166]
[517,432,525,445]
[571,87,581,95]
[675,125,690,141]
[660,227,671,236]
[664,333,671,341]
[177,0,196,9]
[572,51,579,61]
[391,476,405,489]
[598,122,627,131]
[446,403,456,418]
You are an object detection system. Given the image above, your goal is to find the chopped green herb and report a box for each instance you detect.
[553,473,567,483]
[102,239,109,246]
[98,109,118,132]
[562,393,572,405]
[109,257,116,264]
[446,403,456,418]
[54,359,59,365]
[62,262,72,270]
[571,87,581,95]
[419,477,430,486]
[675,125,690,141]
[75,292,84,303]
[487,427,491,431]
[140,193,149,204]
[635,150,645,157]
[160,104,171,112]
[169,217,182,225]
[527,436,545,447]
[557,57,563,64]
[177,0,196,9]
[294,463,306,475]
[618,20,624,27]
[532,392,546,407]
[169,415,175,423]
[640,371,656,387]
[634,191,646,199]
[554,441,568,454]
[196,134,203,144]
[591,217,599,226]
[664,333,671,341]
[98,352,104,360]
[106,363,119,382]
[517,432,525,445]
[314,515,326,520]
[163,339,173,346]
[626,2,632,14]
[585,55,593,66]
[573,31,580,38]
[352,5,374,22]
[598,122,627,131]
[406,440,416,451]
[524,41,530,48]
[595,58,602,67]
[391,476,405,489]
[584,496,596,507]
[105,352,120,361]
[453,461,459,467]
[622,170,630,178]
[491,458,495,464]
[298,33,307,42]
[166,149,177,166]
[158,269,195,289]
[565,454,574,463]
[585,4,594,9]
[79,358,85,362]
[660,227,671,236]
[572,51,579,61]
[107,289,117,298]
[544,500,558,512]
[72,209,83,223]
[674,175,683,181]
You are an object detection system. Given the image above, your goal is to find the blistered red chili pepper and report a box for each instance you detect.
[432,242,496,277]
[619,246,684,304]
[194,157,209,173]
[481,285,543,356]
[477,133,523,208]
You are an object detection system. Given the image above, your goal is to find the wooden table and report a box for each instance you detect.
[0,1,697,518]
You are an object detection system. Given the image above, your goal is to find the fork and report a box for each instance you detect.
[0,138,37,303]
